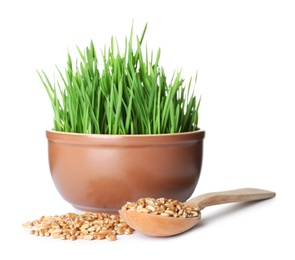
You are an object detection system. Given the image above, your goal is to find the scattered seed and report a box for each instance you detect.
[83,235,94,240]
[22,222,32,228]
[106,234,117,241]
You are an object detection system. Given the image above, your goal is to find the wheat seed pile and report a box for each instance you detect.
[22,212,134,241]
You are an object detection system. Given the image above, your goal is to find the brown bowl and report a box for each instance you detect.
[46,130,205,213]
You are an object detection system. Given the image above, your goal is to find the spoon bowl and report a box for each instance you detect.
[119,210,201,237]
[119,188,275,237]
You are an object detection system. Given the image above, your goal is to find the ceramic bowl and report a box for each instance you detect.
[46,130,205,213]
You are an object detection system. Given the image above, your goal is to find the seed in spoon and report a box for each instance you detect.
[121,197,200,219]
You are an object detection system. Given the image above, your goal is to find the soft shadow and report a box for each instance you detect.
[184,201,265,234]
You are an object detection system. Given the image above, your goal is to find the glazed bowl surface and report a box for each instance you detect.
[46,130,205,213]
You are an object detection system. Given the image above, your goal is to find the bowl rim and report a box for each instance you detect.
[46,129,205,146]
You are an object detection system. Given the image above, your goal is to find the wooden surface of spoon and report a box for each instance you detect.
[119,188,276,237]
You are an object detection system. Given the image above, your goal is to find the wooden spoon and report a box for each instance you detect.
[119,188,275,237]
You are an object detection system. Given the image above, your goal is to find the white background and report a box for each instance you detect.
[0,0,294,259]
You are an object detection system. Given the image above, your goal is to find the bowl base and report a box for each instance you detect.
[72,204,120,214]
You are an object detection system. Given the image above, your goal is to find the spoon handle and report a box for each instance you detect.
[187,188,276,210]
